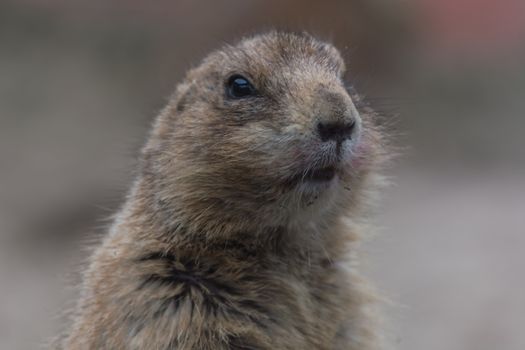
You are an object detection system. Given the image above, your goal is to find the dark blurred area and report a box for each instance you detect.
[0,0,524,349]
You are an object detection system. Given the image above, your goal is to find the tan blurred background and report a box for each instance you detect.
[1,0,524,349]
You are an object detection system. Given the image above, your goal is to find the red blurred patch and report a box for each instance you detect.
[416,0,525,56]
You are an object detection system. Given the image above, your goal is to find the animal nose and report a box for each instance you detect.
[317,120,355,142]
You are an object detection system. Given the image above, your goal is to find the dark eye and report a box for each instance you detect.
[226,74,256,99]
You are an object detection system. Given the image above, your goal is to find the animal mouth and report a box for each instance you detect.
[300,166,337,182]
[282,165,339,188]
[305,166,336,181]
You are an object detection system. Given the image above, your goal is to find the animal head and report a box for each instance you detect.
[141,32,384,237]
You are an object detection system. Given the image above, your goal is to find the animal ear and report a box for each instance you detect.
[173,82,193,113]
[314,41,346,76]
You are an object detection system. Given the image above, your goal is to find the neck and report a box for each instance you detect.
[114,176,353,264]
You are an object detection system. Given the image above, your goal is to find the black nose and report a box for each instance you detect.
[317,121,355,142]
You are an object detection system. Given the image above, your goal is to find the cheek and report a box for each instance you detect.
[232,121,320,170]
[289,142,319,164]
[228,126,281,161]
[254,136,313,173]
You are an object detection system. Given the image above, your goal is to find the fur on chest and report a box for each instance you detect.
[98,245,353,349]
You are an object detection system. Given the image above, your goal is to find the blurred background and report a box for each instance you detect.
[0,0,524,349]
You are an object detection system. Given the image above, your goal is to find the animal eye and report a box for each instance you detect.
[226,74,256,98]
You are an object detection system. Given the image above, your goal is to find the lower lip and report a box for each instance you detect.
[304,166,337,182]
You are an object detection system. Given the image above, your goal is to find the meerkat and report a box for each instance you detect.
[61,31,389,350]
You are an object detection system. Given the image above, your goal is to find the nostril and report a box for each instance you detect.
[317,120,355,142]
[343,120,356,137]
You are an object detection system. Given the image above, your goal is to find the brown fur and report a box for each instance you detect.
[62,32,389,349]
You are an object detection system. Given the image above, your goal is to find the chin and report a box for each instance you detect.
[291,174,341,211]
[277,180,341,230]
